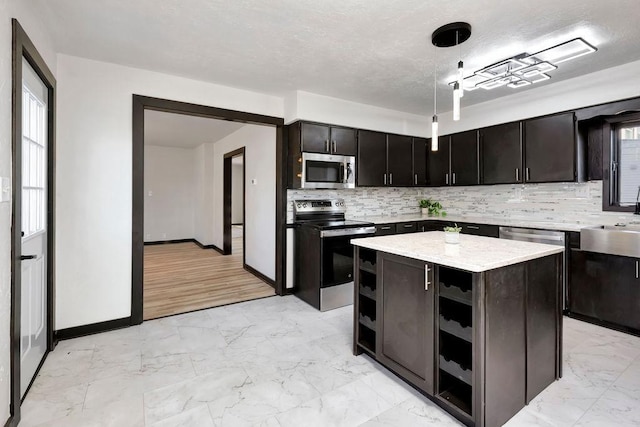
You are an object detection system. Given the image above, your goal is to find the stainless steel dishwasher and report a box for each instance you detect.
[499,227,567,309]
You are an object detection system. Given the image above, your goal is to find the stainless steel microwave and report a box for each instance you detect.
[301,152,356,189]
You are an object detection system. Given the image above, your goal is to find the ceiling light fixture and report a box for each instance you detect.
[451,37,596,92]
[432,22,472,124]
[432,50,439,151]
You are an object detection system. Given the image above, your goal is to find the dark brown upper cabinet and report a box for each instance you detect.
[387,134,413,186]
[357,130,387,187]
[358,131,419,187]
[524,112,576,183]
[428,137,450,187]
[413,137,429,186]
[481,122,523,185]
[298,122,357,156]
[450,130,479,186]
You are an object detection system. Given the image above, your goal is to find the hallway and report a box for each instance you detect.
[143,231,274,319]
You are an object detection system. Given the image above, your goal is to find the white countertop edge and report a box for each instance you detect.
[351,232,564,273]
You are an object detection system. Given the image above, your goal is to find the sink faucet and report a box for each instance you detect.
[635,186,640,215]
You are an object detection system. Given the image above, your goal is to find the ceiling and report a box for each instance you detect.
[37,0,640,114]
[144,110,245,148]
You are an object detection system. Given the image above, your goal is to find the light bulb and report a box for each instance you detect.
[431,115,439,151]
[458,61,464,98]
[453,83,460,121]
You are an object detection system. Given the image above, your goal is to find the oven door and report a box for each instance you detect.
[320,227,376,288]
[301,152,355,189]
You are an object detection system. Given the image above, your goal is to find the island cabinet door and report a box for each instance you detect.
[376,252,435,394]
[484,264,527,427]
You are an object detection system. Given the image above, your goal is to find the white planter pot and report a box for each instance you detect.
[421,208,429,216]
[444,231,460,244]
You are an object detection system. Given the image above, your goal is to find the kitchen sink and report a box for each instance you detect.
[581,224,640,258]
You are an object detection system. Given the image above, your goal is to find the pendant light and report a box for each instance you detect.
[457,30,464,98]
[453,82,461,121]
[431,47,439,151]
[431,22,472,124]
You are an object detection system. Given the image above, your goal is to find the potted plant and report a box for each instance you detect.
[443,223,462,244]
[419,199,446,217]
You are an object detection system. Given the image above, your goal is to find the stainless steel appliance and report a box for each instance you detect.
[499,226,567,308]
[580,224,640,258]
[301,152,355,189]
[294,199,375,311]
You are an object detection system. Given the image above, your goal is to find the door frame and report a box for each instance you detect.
[10,18,57,425]
[223,147,245,256]
[131,95,286,325]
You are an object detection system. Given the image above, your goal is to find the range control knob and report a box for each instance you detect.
[303,202,307,208]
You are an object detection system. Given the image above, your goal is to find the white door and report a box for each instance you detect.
[20,58,48,397]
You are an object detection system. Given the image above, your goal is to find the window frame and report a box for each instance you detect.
[603,112,640,212]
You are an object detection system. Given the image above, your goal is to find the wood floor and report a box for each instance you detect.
[143,234,275,320]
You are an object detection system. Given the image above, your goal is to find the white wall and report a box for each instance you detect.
[0,1,57,423]
[144,145,195,242]
[213,125,276,280]
[55,54,283,330]
[193,142,215,245]
[232,162,243,224]
[285,90,429,136]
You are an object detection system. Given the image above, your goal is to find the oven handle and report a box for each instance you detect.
[320,227,377,238]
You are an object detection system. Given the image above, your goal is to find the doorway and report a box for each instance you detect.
[135,99,283,321]
[10,19,57,424]
[223,147,245,256]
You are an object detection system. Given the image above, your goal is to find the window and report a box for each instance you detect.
[616,123,640,206]
[21,84,47,237]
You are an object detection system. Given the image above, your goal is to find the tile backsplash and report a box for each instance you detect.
[287,181,635,225]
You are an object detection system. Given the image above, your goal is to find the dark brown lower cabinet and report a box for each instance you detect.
[354,251,562,427]
[376,253,435,394]
[569,249,640,331]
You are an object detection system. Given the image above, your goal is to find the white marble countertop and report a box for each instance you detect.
[351,231,564,272]
[348,213,596,232]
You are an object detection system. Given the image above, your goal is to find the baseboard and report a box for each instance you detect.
[54,317,131,341]
[4,414,18,427]
[243,263,276,287]
[144,238,193,245]
[145,238,224,254]
[565,312,640,338]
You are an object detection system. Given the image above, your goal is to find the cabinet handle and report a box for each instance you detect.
[383,174,387,185]
[415,174,418,185]
[452,172,456,184]
[636,260,638,279]
[403,224,413,228]
[325,140,329,152]
[381,226,391,230]
[332,140,336,153]
[526,167,531,182]
[515,168,519,181]
[390,173,393,185]
[425,265,431,290]
[445,173,449,185]
[466,225,480,230]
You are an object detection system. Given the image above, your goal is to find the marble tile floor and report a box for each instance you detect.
[20,295,640,426]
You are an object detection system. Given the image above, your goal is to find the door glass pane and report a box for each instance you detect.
[619,125,640,206]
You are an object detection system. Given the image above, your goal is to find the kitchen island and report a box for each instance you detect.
[351,232,564,427]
